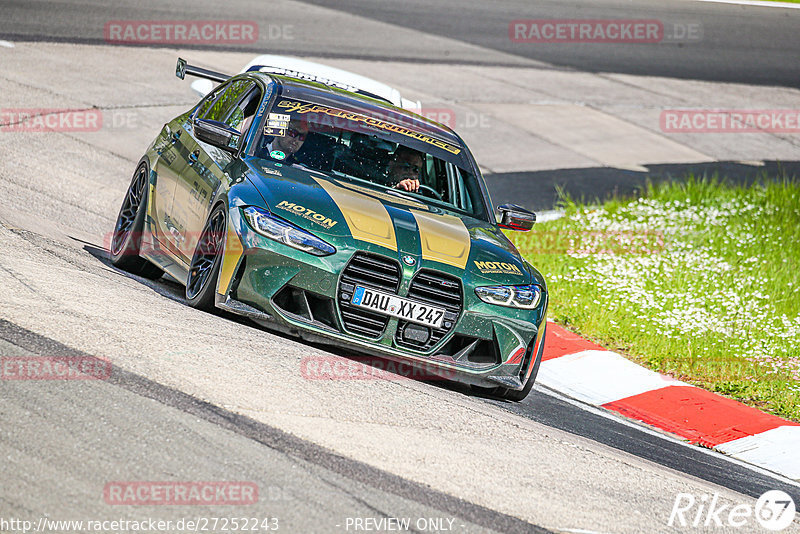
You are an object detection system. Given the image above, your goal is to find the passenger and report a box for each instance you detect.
[385,146,424,192]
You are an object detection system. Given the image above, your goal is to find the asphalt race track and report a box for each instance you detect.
[1,1,799,532]
[3,0,799,87]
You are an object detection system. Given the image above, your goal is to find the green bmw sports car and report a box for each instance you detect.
[110,58,547,400]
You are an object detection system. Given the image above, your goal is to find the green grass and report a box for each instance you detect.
[510,175,800,421]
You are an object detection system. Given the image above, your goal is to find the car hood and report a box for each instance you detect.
[244,159,534,285]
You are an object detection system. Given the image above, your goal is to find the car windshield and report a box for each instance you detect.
[251,97,490,220]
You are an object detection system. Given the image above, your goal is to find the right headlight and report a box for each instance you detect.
[475,284,542,309]
[242,206,335,256]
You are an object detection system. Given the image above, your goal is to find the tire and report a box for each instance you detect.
[473,324,546,402]
[185,204,227,311]
[109,162,164,279]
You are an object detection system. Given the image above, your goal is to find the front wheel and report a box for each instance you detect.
[109,162,163,279]
[186,204,227,311]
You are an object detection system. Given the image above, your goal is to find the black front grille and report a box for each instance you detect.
[338,253,401,338]
[396,270,462,351]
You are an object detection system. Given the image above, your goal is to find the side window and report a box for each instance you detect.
[194,83,227,119]
[203,80,253,123]
[224,86,260,133]
[445,162,472,213]
[227,106,245,130]
[428,157,449,201]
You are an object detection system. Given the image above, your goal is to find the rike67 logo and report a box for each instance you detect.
[669,490,796,531]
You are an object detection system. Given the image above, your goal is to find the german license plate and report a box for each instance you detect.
[351,286,445,328]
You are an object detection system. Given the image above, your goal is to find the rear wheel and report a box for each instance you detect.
[186,204,227,311]
[109,163,163,279]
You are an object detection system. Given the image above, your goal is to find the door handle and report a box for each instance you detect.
[188,150,200,165]
[171,131,182,144]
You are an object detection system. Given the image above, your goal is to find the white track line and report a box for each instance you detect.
[695,0,800,9]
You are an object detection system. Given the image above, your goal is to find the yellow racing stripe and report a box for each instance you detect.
[313,178,397,251]
[411,209,471,269]
[341,181,426,210]
[217,215,244,295]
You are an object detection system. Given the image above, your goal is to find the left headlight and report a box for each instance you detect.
[475,284,542,309]
[242,206,335,256]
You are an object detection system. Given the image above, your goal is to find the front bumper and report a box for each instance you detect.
[217,207,548,390]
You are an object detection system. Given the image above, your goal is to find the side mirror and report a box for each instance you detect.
[497,204,536,231]
[194,119,241,154]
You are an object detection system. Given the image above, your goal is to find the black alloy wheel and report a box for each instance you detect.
[109,162,163,279]
[186,204,227,311]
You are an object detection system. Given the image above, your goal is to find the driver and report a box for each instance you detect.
[385,146,424,192]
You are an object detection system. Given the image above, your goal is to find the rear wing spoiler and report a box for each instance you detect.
[177,55,421,112]
[175,57,229,83]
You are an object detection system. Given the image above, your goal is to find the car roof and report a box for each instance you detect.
[242,54,409,109]
[248,72,461,146]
